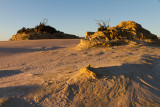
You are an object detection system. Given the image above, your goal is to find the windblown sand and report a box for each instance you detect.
[0,39,160,107]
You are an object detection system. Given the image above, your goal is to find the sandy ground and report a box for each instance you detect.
[0,39,160,107]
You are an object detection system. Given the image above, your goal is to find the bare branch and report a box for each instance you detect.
[40,18,48,25]
[107,18,110,28]
[96,20,102,27]
[96,18,110,28]
[96,18,110,31]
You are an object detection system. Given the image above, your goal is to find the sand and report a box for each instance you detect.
[0,39,160,107]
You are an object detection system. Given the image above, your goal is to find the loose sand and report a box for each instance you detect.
[0,39,160,107]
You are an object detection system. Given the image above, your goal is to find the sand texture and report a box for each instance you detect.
[0,39,160,107]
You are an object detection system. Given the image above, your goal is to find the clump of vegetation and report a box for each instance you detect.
[17,27,35,34]
[17,19,63,34]
[96,19,110,31]
[10,19,79,40]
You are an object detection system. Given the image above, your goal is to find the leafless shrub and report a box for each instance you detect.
[40,18,48,25]
[96,18,110,31]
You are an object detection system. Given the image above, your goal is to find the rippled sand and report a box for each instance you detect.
[0,39,160,107]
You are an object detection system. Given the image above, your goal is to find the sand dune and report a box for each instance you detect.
[0,39,160,107]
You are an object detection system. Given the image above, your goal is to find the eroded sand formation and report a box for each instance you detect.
[9,23,79,41]
[77,21,158,49]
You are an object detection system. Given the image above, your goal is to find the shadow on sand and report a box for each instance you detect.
[94,55,160,96]
[0,46,64,55]
[0,97,42,107]
[0,70,22,78]
[0,85,41,107]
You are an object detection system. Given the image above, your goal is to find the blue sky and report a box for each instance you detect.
[0,0,160,41]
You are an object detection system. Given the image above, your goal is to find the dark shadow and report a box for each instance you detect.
[0,85,37,98]
[0,70,22,78]
[0,85,41,107]
[145,40,160,47]
[93,55,160,96]
[0,46,64,55]
[1,97,42,107]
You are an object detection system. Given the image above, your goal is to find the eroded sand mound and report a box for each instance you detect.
[9,22,79,41]
[10,32,78,41]
[77,21,158,49]
[23,61,160,107]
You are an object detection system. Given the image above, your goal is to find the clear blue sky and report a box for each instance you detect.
[0,0,160,41]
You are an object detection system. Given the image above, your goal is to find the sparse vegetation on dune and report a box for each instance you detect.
[77,20,159,49]
[9,19,79,41]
